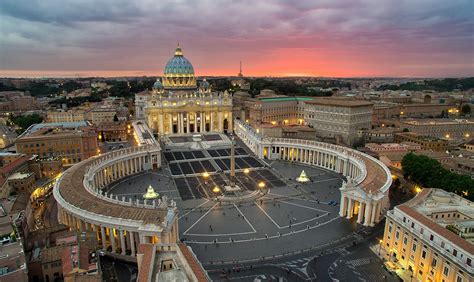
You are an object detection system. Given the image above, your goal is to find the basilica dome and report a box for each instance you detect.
[162,44,197,90]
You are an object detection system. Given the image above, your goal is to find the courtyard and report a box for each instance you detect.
[108,139,360,263]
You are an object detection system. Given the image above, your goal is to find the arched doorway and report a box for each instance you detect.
[223,119,229,133]
[424,95,432,104]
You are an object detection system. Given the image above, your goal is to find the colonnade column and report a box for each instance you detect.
[101,226,107,249]
[218,111,223,131]
[357,202,365,224]
[210,113,214,132]
[130,231,136,256]
[169,114,173,134]
[364,202,372,226]
[339,196,348,217]
[120,230,126,255]
[370,202,378,226]
[110,228,116,252]
[346,198,354,219]
[159,113,164,134]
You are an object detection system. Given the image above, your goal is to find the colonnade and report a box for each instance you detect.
[339,196,383,226]
[57,209,178,256]
[148,110,233,135]
[233,119,392,226]
[59,210,140,255]
[55,145,179,257]
[92,153,152,189]
[266,145,362,179]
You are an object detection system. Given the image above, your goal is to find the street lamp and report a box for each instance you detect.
[202,172,210,178]
[378,239,383,255]
[258,182,266,189]
[212,186,221,193]
[243,168,250,175]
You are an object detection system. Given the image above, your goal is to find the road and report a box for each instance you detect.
[100,255,138,282]
[207,220,400,281]
[42,196,59,228]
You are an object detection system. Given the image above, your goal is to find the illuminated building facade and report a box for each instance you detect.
[136,45,232,135]
[382,188,473,282]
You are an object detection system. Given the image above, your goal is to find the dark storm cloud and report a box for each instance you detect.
[1,0,144,25]
[0,0,473,76]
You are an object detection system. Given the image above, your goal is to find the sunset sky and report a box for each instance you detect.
[1,0,473,78]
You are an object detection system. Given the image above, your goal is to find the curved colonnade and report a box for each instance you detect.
[53,145,178,257]
[235,119,392,226]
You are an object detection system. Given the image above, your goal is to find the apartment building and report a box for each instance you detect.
[382,188,473,282]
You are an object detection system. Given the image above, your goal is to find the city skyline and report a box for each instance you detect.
[1,0,473,78]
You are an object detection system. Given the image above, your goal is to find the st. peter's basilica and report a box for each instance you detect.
[135,44,233,135]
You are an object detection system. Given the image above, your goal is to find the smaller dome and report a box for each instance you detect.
[153,80,163,90]
[200,79,210,88]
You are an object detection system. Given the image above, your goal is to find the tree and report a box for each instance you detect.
[403,128,409,132]
[461,104,471,116]
[113,114,119,122]
[10,114,43,134]
[401,153,474,200]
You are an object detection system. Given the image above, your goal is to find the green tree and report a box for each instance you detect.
[10,114,43,134]
[461,104,471,116]
[401,153,474,200]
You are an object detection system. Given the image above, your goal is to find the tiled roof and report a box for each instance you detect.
[359,155,387,193]
[305,98,373,107]
[137,244,155,282]
[178,243,209,282]
[57,157,167,222]
[0,155,30,176]
[398,189,474,255]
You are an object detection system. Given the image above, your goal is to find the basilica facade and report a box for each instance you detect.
[135,44,233,135]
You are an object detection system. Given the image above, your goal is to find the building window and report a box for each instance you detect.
[443,266,449,277]
[432,258,437,267]
[453,249,457,257]
[422,250,427,259]
[467,258,472,266]
[457,275,463,282]
[430,235,434,241]
[412,243,417,252]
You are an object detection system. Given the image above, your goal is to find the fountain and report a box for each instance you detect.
[143,185,160,199]
[296,170,310,183]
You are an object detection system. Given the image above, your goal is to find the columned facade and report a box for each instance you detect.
[136,44,233,135]
[234,119,392,226]
[54,145,179,257]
